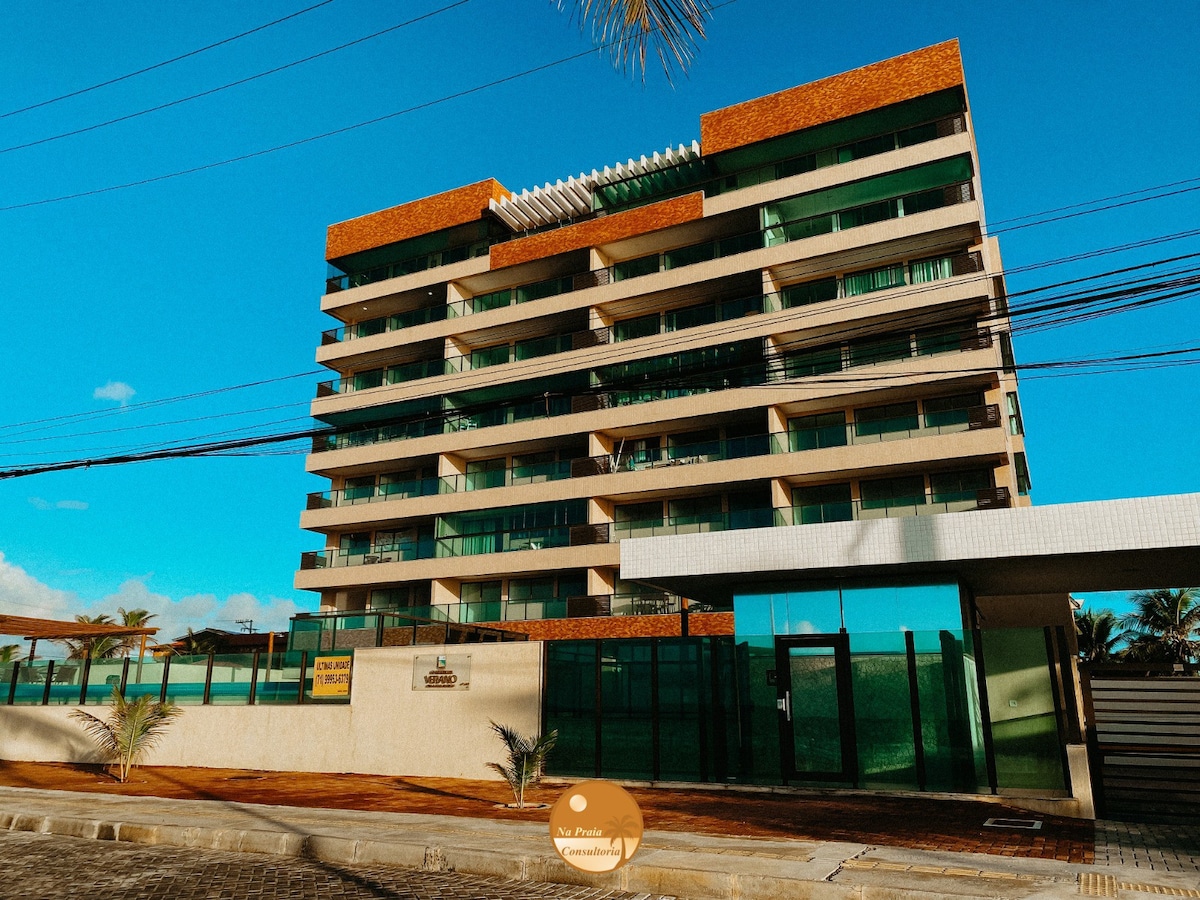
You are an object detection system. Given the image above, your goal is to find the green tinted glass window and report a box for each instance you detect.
[854,402,919,437]
[613,254,660,281]
[788,412,847,451]
[844,264,906,297]
[923,392,981,428]
[781,278,838,308]
[916,326,964,356]
[612,313,659,342]
[860,475,926,509]
[470,344,511,369]
[786,347,842,378]
[930,469,990,503]
[849,335,911,367]
[792,483,853,524]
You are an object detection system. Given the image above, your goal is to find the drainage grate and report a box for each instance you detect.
[983,817,1043,830]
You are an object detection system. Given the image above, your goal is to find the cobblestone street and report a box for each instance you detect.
[0,832,675,900]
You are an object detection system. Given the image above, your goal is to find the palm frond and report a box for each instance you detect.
[69,687,179,781]
[561,0,712,83]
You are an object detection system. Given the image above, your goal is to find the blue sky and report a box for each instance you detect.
[0,0,1196,642]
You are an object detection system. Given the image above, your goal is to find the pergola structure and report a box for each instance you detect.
[0,614,159,661]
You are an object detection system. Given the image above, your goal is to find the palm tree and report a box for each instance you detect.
[57,614,124,660]
[70,686,180,783]
[1119,588,1200,665]
[605,814,639,861]
[1075,608,1124,663]
[116,607,156,657]
[487,721,558,808]
[562,0,712,82]
[174,628,218,656]
[0,644,21,664]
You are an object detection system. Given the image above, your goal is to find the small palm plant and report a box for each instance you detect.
[70,687,180,783]
[487,721,558,809]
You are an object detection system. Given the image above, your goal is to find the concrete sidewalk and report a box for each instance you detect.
[0,785,1196,900]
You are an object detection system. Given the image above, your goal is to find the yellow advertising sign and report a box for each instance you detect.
[312,655,353,697]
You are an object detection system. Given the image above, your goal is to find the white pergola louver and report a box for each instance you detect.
[489,141,700,232]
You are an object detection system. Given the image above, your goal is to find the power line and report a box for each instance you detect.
[3,229,1197,461]
[0,0,474,156]
[0,0,338,120]
[6,333,1200,480]
[0,0,744,212]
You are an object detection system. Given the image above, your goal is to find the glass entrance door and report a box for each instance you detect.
[775,634,857,784]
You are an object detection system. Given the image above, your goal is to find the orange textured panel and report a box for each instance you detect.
[326,179,510,262]
[489,192,704,270]
[491,611,733,642]
[700,41,964,157]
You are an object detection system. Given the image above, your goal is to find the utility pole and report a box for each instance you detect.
[236,619,255,634]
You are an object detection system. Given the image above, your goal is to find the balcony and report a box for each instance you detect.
[434,523,579,558]
[776,404,1000,454]
[316,359,445,397]
[593,106,965,214]
[310,323,998,456]
[779,486,1012,526]
[325,239,496,293]
[306,477,441,510]
[405,592,683,625]
[441,458,575,493]
[289,610,526,652]
[612,507,775,540]
[321,305,449,345]
[300,541,434,569]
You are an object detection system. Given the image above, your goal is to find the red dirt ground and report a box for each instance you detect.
[0,761,1094,863]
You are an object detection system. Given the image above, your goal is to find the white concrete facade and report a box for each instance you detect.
[621,493,1200,597]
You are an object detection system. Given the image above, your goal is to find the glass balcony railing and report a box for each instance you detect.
[777,489,1009,527]
[325,239,495,293]
[611,433,771,471]
[439,459,574,493]
[317,359,445,396]
[322,184,975,353]
[446,275,575,318]
[434,523,579,558]
[321,305,449,344]
[593,112,963,214]
[306,477,441,510]
[301,542,435,569]
[612,508,775,540]
[404,592,685,624]
[288,610,527,653]
[774,405,999,454]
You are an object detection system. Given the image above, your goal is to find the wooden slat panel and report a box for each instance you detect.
[1092,682,1200,693]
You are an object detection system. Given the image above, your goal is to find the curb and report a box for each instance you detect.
[0,808,1047,900]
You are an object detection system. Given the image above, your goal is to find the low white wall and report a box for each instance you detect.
[0,642,544,780]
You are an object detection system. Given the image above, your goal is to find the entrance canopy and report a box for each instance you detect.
[621,493,1200,602]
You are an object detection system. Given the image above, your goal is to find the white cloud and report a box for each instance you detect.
[28,498,88,511]
[93,380,135,406]
[0,553,301,652]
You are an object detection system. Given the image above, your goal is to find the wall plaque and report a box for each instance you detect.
[413,654,471,690]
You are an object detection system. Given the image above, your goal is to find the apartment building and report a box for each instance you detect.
[295,39,1031,641]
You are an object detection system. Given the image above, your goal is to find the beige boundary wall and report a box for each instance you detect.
[0,642,544,780]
